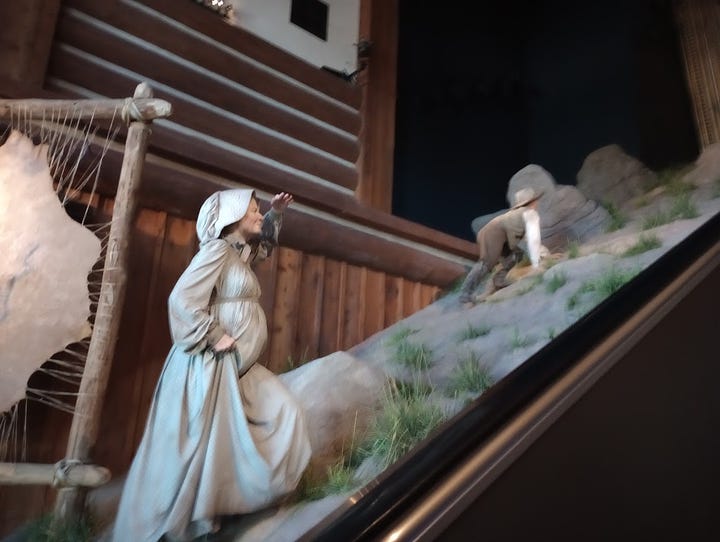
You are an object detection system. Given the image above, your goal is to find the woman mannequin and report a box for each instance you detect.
[112,189,311,542]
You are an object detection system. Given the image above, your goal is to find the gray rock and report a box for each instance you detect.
[472,164,610,251]
[279,351,386,483]
[506,164,557,205]
[682,142,720,187]
[576,144,657,208]
[539,186,610,250]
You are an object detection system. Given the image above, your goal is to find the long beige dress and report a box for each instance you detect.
[112,216,311,541]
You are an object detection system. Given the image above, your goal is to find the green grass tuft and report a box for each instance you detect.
[567,241,581,259]
[394,379,433,400]
[712,179,720,199]
[643,193,699,230]
[642,210,672,230]
[22,514,95,542]
[510,327,535,350]
[566,292,581,310]
[545,271,568,294]
[622,234,661,257]
[394,339,433,370]
[665,179,695,197]
[669,193,699,220]
[360,383,446,469]
[655,163,693,191]
[603,202,627,232]
[296,461,360,501]
[567,267,638,311]
[458,323,491,341]
[446,351,494,396]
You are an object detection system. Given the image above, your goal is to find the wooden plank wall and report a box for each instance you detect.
[0,196,440,537]
[0,0,464,534]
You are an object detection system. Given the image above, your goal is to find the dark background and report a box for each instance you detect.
[391,0,699,240]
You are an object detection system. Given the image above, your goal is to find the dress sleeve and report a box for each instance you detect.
[167,239,229,352]
[251,208,283,264]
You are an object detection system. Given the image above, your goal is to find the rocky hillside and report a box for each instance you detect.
[84,145,720,542]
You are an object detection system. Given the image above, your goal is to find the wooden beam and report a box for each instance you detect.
[0,0,62,87]
[355,0,399,211]
[87,149,476,262]
[54,6,361,138]
[0,97,172,121]
[0,462,110,488]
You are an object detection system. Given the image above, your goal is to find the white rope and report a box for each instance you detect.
[52,458,83,487]
[0,101,120,461]
[121,97,143,124]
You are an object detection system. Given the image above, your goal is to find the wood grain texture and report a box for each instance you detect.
[268,248,303,373]
[48,43,358,190]
[295,254,326,363]
[59,1,361,137]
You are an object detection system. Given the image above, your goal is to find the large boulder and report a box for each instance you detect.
[506,164,557,204]
[539,184,610,250]
[279,351,386,483]
[576,144,657,208]
[473,164,609,251]
[682,142,720,187]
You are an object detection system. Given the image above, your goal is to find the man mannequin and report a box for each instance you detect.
[459,187,545,306]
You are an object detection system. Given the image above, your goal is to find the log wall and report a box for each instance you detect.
[0,0,470,534]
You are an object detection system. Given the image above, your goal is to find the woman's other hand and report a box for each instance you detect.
[213,333,235,352]
[271,192,293,213]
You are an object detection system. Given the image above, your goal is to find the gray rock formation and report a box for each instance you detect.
[682,142,720,187]
[576,144,658,208]
[472,164,610,252]
[279,351,386,483]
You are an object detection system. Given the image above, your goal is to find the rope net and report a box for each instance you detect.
[0,103,123,461]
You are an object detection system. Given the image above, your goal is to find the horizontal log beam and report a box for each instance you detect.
[63,0,362,112]
[120,0,362,108]
[112,150,477,261]
[0,95,171,121]
[0,461,111,488]
[48,45,358,190]
[86,150,473,285]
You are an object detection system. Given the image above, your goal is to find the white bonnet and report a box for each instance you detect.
[196,188,256,244]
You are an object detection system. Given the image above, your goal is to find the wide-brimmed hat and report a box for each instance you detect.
[511,187,543,209]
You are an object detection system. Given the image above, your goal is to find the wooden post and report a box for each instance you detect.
[355,0,399,212]
[0,0,62,88]
[53,83,158,521]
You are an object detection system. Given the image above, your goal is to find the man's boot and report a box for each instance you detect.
[458,261,488,305]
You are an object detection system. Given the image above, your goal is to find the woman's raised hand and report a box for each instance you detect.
[270,192,293,213]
